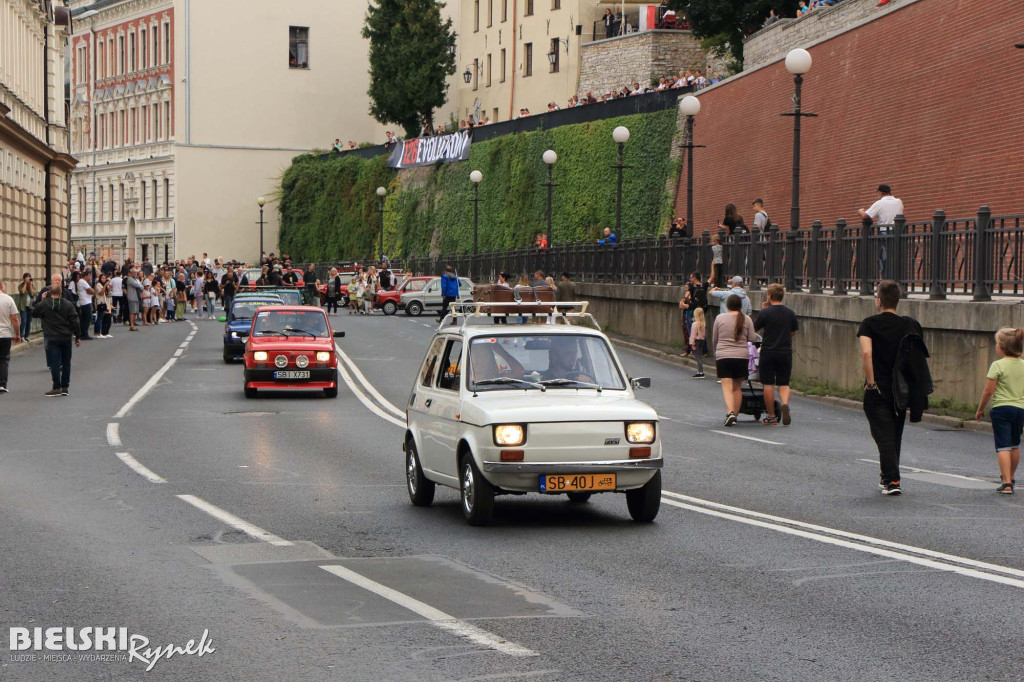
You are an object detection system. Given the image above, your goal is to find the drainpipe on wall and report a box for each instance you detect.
[508,0,517,121]
[44,15,54,276]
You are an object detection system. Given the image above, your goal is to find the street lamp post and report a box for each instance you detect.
[677,95,703,232]
[612,126,630,234]
[469,170,483,257]
[542,150,557,249]
[256,196,266,262]
[782,48,816,290]
[375,186,387,262]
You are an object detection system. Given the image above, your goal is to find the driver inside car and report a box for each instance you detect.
[542,338,593,382]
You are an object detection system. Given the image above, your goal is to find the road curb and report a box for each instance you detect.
[609,335,991,434]
[10,337,44,358]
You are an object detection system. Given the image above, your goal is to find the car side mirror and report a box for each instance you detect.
[217,316,227,322]
[631,377,651,390]
[333,330,346,338]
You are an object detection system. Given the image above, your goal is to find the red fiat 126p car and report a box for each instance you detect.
[241,306,345,399]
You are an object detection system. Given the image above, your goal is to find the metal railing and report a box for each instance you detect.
[397,207,1024,300]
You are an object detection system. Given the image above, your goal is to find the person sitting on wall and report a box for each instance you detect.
[331,138,342,152]
[763,9,780,27]
[597,228,617,246]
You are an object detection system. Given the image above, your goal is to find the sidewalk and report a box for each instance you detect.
[9,336,44,358]
[606,331,990,434]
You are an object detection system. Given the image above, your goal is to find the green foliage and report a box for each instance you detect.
[278,110,680,261]
[363,0,457,138]
[671,0,800,65]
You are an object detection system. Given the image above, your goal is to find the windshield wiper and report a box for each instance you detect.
[538,378,603,392]
[254,329,283,336]
[281,329,317,337]
[472,377,546,392]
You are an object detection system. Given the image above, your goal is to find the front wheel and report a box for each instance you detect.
[382,300,397,316]
[223,350,233,364]
[566,492,592,503]
[244,383,257,399]
[324,386,338,398]
[626,471,661,523]
[406,440,435,507]
[460,453,494,525]
[407,301,423,317]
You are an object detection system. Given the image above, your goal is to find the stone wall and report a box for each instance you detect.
[743,0,919,71]
[579,31,706,97]
[578,282,1020,406]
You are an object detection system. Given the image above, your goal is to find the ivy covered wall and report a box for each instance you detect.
[278,110,680,262]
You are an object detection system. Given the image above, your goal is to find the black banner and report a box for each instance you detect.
[386,130,472,169]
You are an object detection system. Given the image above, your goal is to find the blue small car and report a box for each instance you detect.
[222,296,284,362]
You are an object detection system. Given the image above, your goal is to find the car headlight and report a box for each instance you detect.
[274,355,288,368]
[231,331,239,338]
[625,422,656,444]
[316,351,331,362]
[493,424,526,446]
[253,351,268,362]
[295,354,310,369]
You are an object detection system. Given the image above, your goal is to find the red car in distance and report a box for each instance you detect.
[241,306,345,399]
[316,270,409,311]
[376,275,429,315]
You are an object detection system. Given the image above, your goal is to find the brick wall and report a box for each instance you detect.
[743,0,919,71]
[579,31,706,96]
[674,0,1024,233]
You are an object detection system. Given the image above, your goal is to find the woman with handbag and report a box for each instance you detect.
[93,274,113,338]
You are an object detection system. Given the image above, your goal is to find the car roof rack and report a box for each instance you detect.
[439,301,601,331]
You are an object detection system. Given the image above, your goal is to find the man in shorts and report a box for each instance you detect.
[754,283,798,425]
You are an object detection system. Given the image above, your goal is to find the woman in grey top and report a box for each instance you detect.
[711,294,756,427]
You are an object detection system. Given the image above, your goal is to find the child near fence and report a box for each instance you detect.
[690,308,706,379]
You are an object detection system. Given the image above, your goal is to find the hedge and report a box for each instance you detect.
[278,109,680,262]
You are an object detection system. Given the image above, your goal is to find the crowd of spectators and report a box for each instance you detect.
[764,0,846,26]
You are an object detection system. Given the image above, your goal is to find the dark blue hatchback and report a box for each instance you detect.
[222,297,284,362]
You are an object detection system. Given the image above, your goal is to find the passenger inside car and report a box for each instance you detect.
[542,338,595,382]
[470,342,526,383]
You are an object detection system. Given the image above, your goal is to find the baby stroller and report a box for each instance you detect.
[739,335,781,422]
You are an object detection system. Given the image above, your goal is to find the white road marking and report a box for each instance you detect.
[116,452,167,483]
[855,459,990,483]
[661,490,1024,587]
[709,429,784,445]
[335,344,405,418]
[176,494,293,546]
[178,342,189,349]
[114,357,177,418]
[335,361,405,429]
[422,323,433,328]
[173,349,183,357]
[106,422,121,447]
[319,564,538,657]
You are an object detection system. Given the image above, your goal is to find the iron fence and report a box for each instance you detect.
[394,207,1024,300]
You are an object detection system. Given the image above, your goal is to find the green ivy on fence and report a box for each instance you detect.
[278,109,680,262]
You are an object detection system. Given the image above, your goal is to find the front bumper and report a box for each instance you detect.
[482,458,663,474]
[223,339,245,356]
[244,367,337,389]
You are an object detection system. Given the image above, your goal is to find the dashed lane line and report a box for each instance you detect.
[319,564,538,657]
[177,494,293,546]
[115,452,167,484]
[709,429,784,445]
[106,422,121,447]
[856,459,991,484]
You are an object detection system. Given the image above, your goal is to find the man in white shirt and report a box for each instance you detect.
[76,271,95,340]
[110,273,124,324]
[859,184,904,277]
[859,184,904,233]
[0,276,22,393]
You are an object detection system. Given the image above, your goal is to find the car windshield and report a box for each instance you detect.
[252,309,330,337]
[269,290,302,305]
[468,335,626,391]
[230,300,281,320]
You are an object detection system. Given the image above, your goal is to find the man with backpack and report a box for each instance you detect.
[857,280,931,496]
[752,199,770,233]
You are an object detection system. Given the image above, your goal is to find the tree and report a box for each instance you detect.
[669,0,800,66]
[363,0,457,139]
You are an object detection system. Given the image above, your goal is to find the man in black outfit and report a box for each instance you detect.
[857,280,922,496]
[31,285,80,396]
[754,283,799,425]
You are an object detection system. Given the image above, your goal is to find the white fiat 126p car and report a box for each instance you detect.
[403,301,662,525]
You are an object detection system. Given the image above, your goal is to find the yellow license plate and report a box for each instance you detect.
[540,474,616,492]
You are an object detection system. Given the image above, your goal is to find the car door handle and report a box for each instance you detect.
[425,399,432,408]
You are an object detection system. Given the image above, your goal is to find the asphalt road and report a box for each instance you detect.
[1,310,1022,682]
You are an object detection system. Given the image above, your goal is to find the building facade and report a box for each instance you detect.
[1,0,76,285]
[68,0,389,264]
